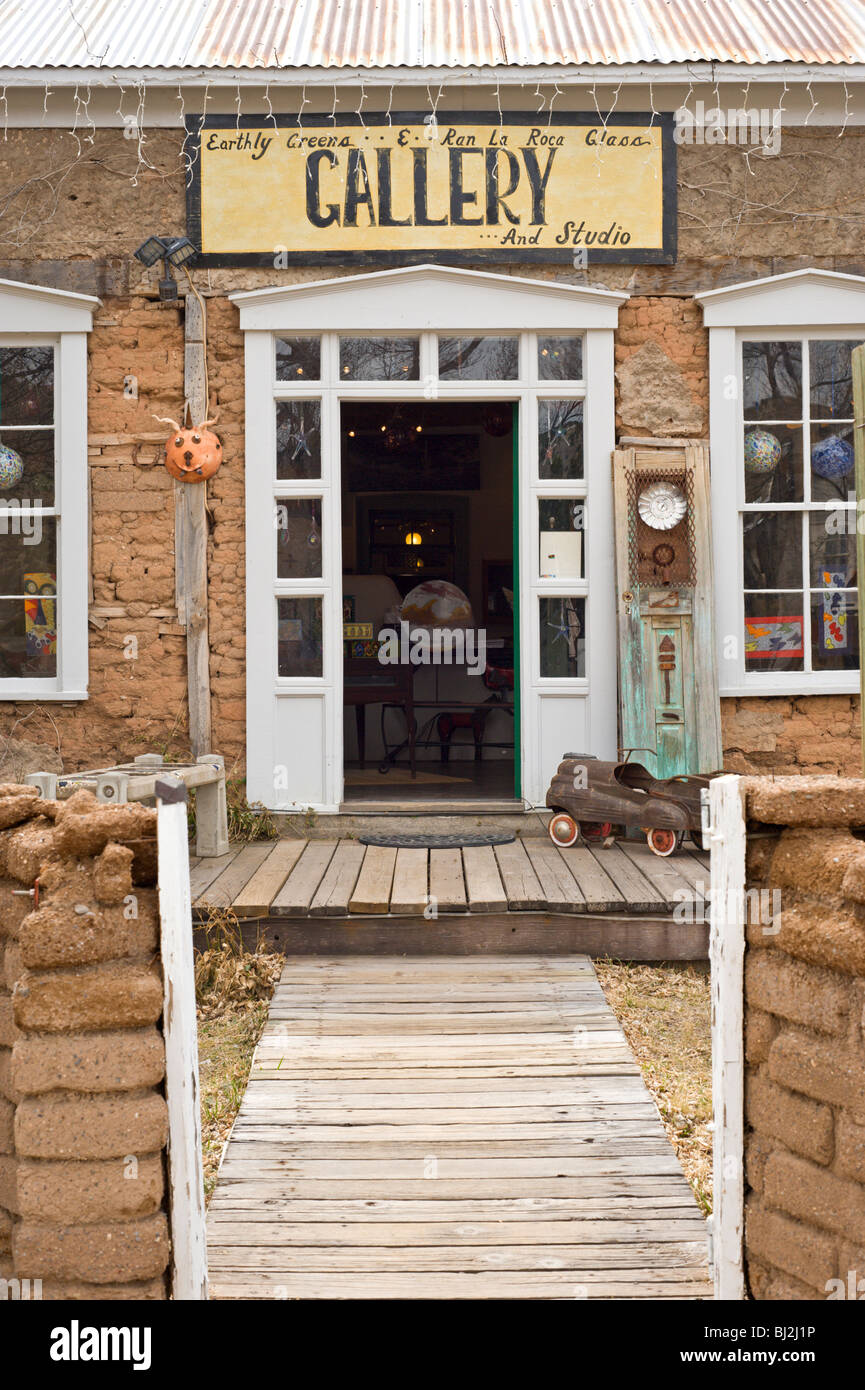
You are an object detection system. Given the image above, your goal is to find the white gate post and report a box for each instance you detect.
[707,773,747,1300]
[156,774,208,1300]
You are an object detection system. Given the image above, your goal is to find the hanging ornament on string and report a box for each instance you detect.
[0,438,24,490]
[811,433,854,480]
[744,428,782,474]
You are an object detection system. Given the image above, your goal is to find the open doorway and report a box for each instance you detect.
[341,398,517,807]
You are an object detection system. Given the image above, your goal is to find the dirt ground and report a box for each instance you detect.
[594,959,713,1214]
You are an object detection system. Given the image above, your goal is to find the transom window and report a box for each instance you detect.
[740,336,861,676]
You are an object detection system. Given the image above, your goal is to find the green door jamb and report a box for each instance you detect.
[512,401,521,801]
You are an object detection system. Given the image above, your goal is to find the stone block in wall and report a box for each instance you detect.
[0,1096,13,1154]
[37,1277,167,1301]
[0,994,19,1047]
[745,952,849,1034]
[0,787,41,830]
[11,1028,164,1095]
[12,1213,169,1284]
[746,1071,834,1165]
[51,793,156,858]
[763,1150,865,1244]
[15,1155,164,1224]
[615,340,704,434]
[744,777,865,827]
[745,1202,838,1292]
[768,1031,865,1118]
[12,961,163,1033]
[15,1091,168,1161]
[745,1008,778,1064]
[3,817,57,884]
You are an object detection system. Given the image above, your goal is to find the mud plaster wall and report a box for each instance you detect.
[0,124,864,778]
[742,777,865,1300]
[0,783,168,1299]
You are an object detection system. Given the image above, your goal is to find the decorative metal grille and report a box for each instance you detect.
[627,466,696,588]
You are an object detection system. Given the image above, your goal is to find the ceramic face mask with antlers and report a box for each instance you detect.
[156,414,222,483]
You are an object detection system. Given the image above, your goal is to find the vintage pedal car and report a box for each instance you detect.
[545,753,712,856]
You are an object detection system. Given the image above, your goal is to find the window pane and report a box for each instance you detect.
[0,430,54,507]
[276,498,322,578]
[538,499,585,579]
[743,425,802,502]
[340,337,419,380]
[0,520,57,677]
[0,348,54,425]
[810,422,856,501]
[275,336,320,381]
[744,593,804,673]
[811,588,859,671]
[277,597,323,677]
[438,337,518,380]
[539,596,585,677]
[809,509,856,587]
[538,336,583,380]
[743,511,802,589]
[539,400,583,479]
[276,400,321,480]
[810,340,862,419]
[742,342,802,421]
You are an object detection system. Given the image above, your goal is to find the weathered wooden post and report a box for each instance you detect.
[176,287,213,758]
[852,344,865,773]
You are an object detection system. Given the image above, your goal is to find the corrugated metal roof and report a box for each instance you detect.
[2,0,865,71]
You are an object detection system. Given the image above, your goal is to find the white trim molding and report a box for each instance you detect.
[697,268,865,698]
[0,277,98,702]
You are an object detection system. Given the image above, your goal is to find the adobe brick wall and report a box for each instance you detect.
[1,123,864,779]
[0,783,169,1299]
[742,776,865,1300]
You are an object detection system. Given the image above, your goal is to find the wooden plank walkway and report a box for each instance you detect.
[206,954,712,1300]
[193,836,709,921]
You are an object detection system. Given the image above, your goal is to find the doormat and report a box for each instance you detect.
[359,831,516,849]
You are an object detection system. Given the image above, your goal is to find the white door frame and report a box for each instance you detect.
[233,265,627,813]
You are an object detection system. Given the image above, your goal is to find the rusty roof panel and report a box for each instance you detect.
[1,0,865,70]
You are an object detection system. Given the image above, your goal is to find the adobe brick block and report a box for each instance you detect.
[0,1154,17,1212]
[835,1113,865,1184]
[0,993,19,1047]
[745,777,865,826]
[93,842,134,904]
[745,952,849,1034]
[0,1049,21,1105]
[3,942,23,990]
[19,901,158,970]
[745,1009,778,1063]
[0,879,34,938]
[0,787,41,829]
[0,1204,11,1253]
[15,1154,163,1222]
[775,903,865,979]
[52,792,156,858]
[3,817,57,883]
[746,1203,837,1291]
[15,1090,168,1160]
[0,1095,13,1153]
[747,1072,834,1164]
[38,1276,167,1301]
[11,1027,164,1094]
[745,1130,774,1194]
[13,1213,169,1283]
[770,828,863,896]
[768,1031,865,1118]
[12,961,163,1032]
[763,1150,865,1243]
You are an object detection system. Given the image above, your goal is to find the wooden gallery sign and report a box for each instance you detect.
[185,113,676,265]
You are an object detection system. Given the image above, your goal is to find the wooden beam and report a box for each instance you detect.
[177,289,212,758]
[853,344,865,772]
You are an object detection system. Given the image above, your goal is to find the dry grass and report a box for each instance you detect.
[594,959,713,1214]
[196,908,284,1199]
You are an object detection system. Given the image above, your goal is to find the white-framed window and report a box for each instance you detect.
[699,269,865,697]
[0,280,97,700]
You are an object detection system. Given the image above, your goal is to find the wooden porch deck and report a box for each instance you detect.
[191,836,710,958]
[206,954,712,1300]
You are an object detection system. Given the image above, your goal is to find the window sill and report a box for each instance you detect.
[0,689,88,703]
[720,679,859,699]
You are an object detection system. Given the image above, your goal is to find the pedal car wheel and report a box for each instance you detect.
[548,812,579,848]
[580,821,613,842]
[647,827,681,857]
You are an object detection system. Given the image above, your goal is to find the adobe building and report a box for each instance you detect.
[0,1,864,814]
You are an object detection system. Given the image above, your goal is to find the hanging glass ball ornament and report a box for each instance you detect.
[637,481,688,531]
[744,428,782,474]
[811,433,855,480]
[0,440,24,490]
[481,405,512,437]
